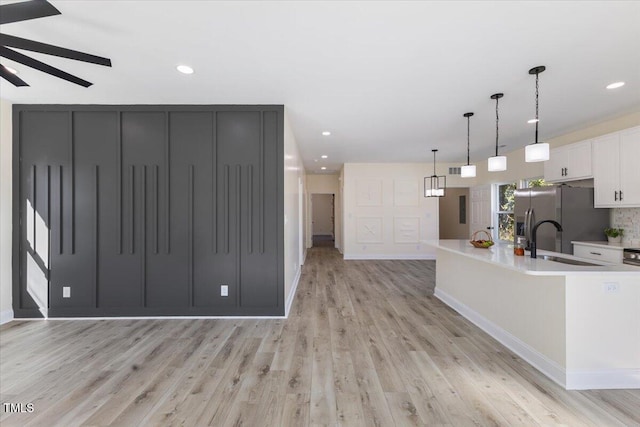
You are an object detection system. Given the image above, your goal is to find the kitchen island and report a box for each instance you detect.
[429,239,640,390]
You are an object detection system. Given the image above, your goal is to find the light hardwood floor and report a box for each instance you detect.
[1,247,639,426]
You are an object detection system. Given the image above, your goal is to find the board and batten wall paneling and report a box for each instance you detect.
[342,163,439,259]
[13,105,284,317]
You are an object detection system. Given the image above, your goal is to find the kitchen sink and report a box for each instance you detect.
[540,255,601,267]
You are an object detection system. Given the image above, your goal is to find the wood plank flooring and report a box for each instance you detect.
[1,247,639,426]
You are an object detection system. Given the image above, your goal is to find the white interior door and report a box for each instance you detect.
[470,185,492,240]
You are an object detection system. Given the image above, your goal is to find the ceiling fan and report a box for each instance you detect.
[0,0,112,87]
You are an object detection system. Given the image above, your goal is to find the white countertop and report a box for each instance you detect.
[427,240,640,276]
[571,241,626,251]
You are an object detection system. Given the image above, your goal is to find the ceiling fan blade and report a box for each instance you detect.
[0,34,112,67]
[0,46,92,87]
[1,64,29,86]
[0,0,60,25]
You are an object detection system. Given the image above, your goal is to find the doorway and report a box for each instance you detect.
[311,193,335,247]
[438,188,471,239]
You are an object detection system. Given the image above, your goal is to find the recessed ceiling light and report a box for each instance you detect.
[176,65,194,74]
[321,167,327,170]
[4,66,18,74]
[527,119,539,124]
[606,81,625,89]
[322,131,331,136]
[321,155,328,159]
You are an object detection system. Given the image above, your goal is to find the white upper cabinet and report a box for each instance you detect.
[593,126,640,208]
[544,140,592,182]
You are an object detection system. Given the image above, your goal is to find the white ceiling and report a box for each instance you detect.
[1,1,639,173]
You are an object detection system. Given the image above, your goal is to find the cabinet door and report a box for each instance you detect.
[544,146,567,182]
[566,140,592,180]
[619,126,640,207]
[593,134,620,207]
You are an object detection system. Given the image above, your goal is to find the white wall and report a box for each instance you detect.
[343,163,440,259]
[0,99,12,324]
[306,173,343,251]
[283,110,305,316]
[306,174,339,193]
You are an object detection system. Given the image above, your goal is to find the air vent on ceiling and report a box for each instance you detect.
[448,167,461,175]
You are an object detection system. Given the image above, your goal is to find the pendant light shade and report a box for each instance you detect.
[425,149,446,197]
[488,156,507,172]
[461,112,476,178]
[525,66,550,162]
[461,164,477,178]
[488,93,507,172]
[525,142,549,162]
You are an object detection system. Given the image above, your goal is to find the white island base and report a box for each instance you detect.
[431,240,640,390]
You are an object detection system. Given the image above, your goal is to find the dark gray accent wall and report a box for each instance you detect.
[13,105,284,317]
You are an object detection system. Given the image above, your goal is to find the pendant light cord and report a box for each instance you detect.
[495,96,499,157]
[466,115,471,165]
[534,71,539,144]
[433,150,436,176]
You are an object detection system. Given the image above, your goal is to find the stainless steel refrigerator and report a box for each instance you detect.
[514,186,610,254]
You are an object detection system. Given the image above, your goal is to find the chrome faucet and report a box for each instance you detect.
[530,219,563,258]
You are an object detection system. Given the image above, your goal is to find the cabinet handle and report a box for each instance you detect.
[614,191,618,201]
[561,167,565,176]
[565,167,568,176]
[620,190,623,201]
[590,251,602,256]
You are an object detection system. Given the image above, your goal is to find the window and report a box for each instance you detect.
[496,182,516,242]
[525,177,551,188]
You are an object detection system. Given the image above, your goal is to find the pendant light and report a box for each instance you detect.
[461,112,476,178]
[488,93,507,172]
[424,149,446,197]
[525,65,550,162]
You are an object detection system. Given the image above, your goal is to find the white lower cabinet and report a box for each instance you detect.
[573,243,623,264]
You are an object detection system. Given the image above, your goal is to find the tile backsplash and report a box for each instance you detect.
[611,208,640,246]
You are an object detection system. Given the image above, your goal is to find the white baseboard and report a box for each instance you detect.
[0,309,14,325]
[566,369,640,390]
[434,288,567,389]
[343,253,436,260]
[285,266,302,318]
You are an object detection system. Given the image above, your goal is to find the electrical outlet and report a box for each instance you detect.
[62,286,71,298]
[603,282,619,294]
[220,285,229,297]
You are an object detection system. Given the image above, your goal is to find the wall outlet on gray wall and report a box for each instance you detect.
[62,287,71,298]
[220,285,229,297]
